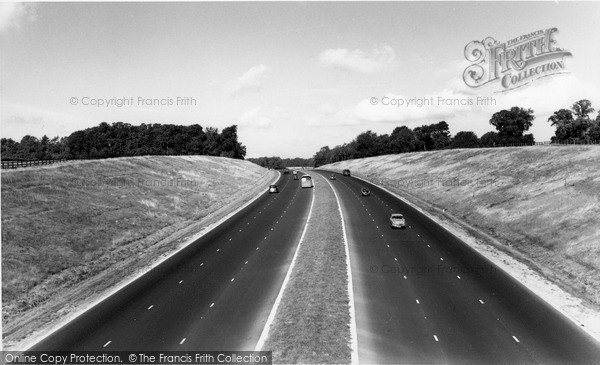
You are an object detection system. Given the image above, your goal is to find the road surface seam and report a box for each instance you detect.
[254,184,316,351]
[322,176,359,365]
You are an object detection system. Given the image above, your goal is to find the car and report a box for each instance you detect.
[301,175,314,188]
[330,174,336,180]
[343,169,351,176]
[361,187,370,196]
[269,184,279,193]
[390,213,406,229]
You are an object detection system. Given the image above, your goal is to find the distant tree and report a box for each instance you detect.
[489,107,535,144]
[354,131,380,158]
[588,111,600,141]
[1,138,20,160]
[480,131,501,147]
[414,121,451,150]
[572,99,595,120]
[450,131,479,148]
[313,146,331,167]
[390,126,417,153]
[549,100,596,142]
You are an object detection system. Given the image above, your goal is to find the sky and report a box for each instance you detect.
[1,1,599,158]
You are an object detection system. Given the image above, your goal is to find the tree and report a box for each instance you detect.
[480,131,501,147]
[450,131,479,148]
[549,100,597,142]
[389,126,417,153]
[414,121,451,151]
[489,107,535,144]
[354,131,379,158]
[313,146,331,167]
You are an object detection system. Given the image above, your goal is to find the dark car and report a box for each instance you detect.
[361,187,370,196]
[343,169,351,176]
[330,174,336,180]
[269,184,279,193]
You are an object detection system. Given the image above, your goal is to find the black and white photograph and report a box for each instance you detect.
[1,1,600,364]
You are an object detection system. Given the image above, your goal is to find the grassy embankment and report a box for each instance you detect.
[1,156,276,349]
[321,146,600,308]
[262,173,352,363]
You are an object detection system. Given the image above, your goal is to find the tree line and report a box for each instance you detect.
[311,100,599,167]
[1,122,247,161]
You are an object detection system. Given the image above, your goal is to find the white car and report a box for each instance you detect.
[269,184,279,193]
[390,213,406,229]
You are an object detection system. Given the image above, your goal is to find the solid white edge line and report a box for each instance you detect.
[322,175,359,365]
[254,183,316,352]
[23,170,282,351]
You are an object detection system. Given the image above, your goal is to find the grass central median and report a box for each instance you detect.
[260,173,353,364]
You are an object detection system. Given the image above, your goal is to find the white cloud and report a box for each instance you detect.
[238,106,287,129]
[319,45,396,73]
[225,64,270,96]
[0,3,36,33]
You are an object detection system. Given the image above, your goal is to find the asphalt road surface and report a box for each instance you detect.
[30,172,313,351]
[316,170,600,364]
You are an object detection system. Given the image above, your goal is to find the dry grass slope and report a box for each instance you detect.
[322,146,600,307]
[1,155,275,348]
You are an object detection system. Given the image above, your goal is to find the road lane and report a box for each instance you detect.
[30,172,313,351]
[317,170,600,364]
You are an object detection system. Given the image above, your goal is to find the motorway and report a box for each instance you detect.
[29,166,600,364]
[30,172,313,351]
[314,170,600,364]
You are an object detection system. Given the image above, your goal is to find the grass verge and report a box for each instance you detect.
[1,155,276,349]
[262,173,352,363]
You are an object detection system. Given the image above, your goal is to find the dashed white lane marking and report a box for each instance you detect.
[216,249,220,252]
[394,258,398,261]
[178,280,183,284]
[479,299,485,304]
[103,341,111,348]
[245,261,248,264]
[433,335,439,342]
[403,275,407,279]
[147,305,153,310]
[210,303,214,308]
[231,278,235,282]
[255,185,316,352]
[512,335,520,343]
[440,257,443,261]
[457,275,461,279]
[416,299,420,304]
[427,244,430,248]
[180,338,186,345]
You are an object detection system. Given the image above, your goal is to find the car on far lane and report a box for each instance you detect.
[301,175,314,188]
[361,187,370,196]
[390,213,406,229]
[330,174,336,180]
[269,184,279,193]
[343,169,351,176]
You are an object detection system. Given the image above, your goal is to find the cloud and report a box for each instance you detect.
[319,45,396,73]
[0,3,36,33]
[237,106,286,129]
[225,64,270,96]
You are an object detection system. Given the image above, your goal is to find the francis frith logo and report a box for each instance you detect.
[463,28,572,91]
